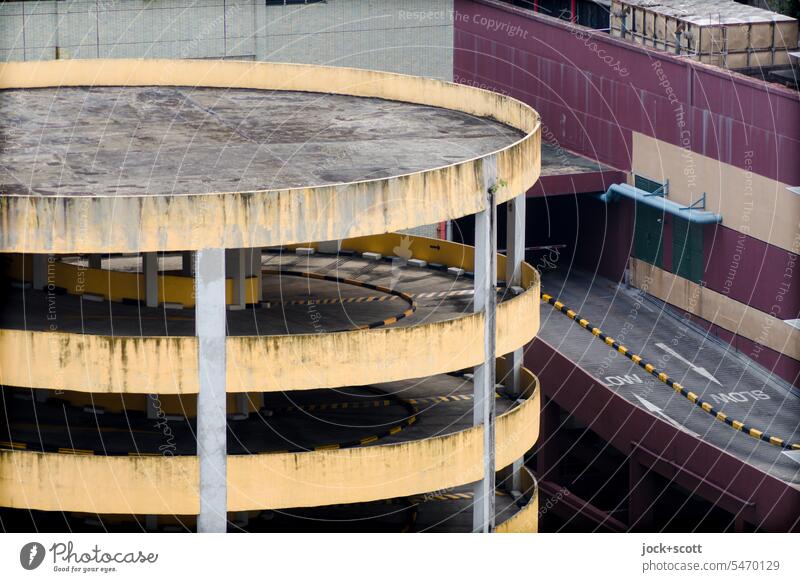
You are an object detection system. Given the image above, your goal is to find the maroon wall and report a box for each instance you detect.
[455,0,800,382]
[526,338,800,532]
[454,0,800,184]
[704,225,800,320]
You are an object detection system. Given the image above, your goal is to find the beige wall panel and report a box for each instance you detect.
[632,132,799,254]
[631,258,799,360]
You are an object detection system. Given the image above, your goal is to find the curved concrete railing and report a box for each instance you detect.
[0,367,540,514]
[0,59,541,254]
[0,235,540,394]
[496,467,538,533]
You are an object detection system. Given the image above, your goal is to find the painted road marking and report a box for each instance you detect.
[709,390,771,405]
[633,394,699,437]
[655,343,722,386]
[604,374,643,387]
[782,451,800,465]
[543,293,799,451]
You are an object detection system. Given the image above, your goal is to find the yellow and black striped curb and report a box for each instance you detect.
[267,385,428,453]
[1,390,420,457]
[407,490,509,503]
[274,393,477,414]
[264,269,415,330]
[1,388,499,457]
[542,292,800,451]
[264,288,477,308]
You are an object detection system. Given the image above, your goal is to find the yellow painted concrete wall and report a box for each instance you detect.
[0,59,540,254]
[0,235,540,394]
[496,468,538,533]
[0,369,540,514]
[8,255,259,307]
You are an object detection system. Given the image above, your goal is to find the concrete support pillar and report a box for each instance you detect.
[143,252,158,308]
[233,512,249,529]
[88,254,102,269]
[472,155,498,533]
[226,248,246,310]
[146,394,158,420]
[145,515,158,532]
[181,251,195,277]
[235,393,250,418]
[246,247,263,303]
[734,515,754,533]
[505,194,526,288]
[235,392,264,416]
[505,193,526,492]
[628,457,656,532]
[503,193,527,399]
[32,254,48,290]
[536,397,562,482]
[196,248,227,533]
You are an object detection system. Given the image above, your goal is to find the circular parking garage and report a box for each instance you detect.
[0,58,542,533]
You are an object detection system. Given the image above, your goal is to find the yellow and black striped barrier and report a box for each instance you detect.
[264,288,476,308]
[407,490,509,503]
[264,269,415,330]
[275,392,476,414]
[541,292,800,452]
[1,387,421,457]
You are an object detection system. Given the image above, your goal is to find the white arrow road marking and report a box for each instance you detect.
[633,394,699,437]
[655,343,722,386]
[782,451,800,465]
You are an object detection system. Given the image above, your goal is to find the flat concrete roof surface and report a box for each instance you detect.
[0,86,524,197]
[540,142,610,176]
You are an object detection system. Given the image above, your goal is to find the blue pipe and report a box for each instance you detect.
[597,183,722,225]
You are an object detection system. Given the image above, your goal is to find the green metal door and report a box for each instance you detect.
[632,175,666,268]
[633,201,665,268]
[672,217,704,284]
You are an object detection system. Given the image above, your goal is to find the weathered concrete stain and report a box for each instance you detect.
[0,367,539,514]
[0,59,540,253]
[0,235,540,394]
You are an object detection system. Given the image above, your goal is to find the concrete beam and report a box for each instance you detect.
[143,252,158,308]
[473,155,498,533]
[196,248,227,533]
